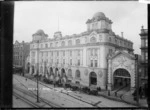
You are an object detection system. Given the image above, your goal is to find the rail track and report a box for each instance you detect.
[13,77,61,108]
[14,74,107,107]
[13,91,40,108]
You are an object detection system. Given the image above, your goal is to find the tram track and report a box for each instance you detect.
[14,74,107,107]
[13,77,61,108]
[13,91,40,108]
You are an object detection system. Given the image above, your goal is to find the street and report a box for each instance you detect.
[13,74,136,107]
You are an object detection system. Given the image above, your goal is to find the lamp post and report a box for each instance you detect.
[37,40,40,103]
[135,54,139,104]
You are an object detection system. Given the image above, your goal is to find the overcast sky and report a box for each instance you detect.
[14,1,147,54]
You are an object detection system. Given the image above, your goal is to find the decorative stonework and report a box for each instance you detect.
[112,55,135,77]
[98,70,103,78]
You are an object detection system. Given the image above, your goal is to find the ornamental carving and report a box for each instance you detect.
[112,55,134,74]
[84,69,88,76]
[98,70,103,78]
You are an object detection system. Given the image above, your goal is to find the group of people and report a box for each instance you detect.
[132,83,148,99]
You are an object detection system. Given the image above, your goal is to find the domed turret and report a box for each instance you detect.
[32,29,48,42]
[35,29,45,35]
[93,12,106,19]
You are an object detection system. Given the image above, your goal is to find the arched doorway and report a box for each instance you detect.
[113,68,131,90]
[61,68,66,77]
[89,72,97,86]
[75,70,80,79]
[55,68,59,77]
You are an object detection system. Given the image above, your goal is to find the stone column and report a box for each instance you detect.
[107,59,112,90]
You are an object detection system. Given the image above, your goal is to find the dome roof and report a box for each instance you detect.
[93,12,105,19]
[36,29,45,34]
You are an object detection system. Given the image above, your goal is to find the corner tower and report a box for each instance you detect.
[86,12,113,31]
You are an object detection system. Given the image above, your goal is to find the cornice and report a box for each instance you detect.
[30,42,133,51]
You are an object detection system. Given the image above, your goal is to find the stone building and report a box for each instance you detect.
[13,40,30,73]
[139,26,148,84]
[29,12,134,90]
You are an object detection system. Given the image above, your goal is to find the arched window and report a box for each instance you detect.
[76,39,80,45]
[114,69,130,77]
[68,40,72,46]
[90,37,96,43]
[61,41,65,46]
[75,70,80,78]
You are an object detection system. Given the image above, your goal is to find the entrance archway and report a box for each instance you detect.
[113,68,131,90]
[55,68,59,77]
[89,72,97,86]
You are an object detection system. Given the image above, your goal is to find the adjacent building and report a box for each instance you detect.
[13,40,30,73]
[29,12,135,90]
[139,26,148,84]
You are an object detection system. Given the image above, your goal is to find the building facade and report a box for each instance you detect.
[29,12,134,90]
[139,26,148,84]
[13,40,30,72]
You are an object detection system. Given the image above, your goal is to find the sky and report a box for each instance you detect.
[14,1,147,54]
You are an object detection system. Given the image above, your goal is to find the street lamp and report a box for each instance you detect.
[36,40,40,103]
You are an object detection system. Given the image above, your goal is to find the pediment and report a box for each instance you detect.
[108,50,135,60]
[89,31,98,37]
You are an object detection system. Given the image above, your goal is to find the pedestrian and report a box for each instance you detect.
[139,86,142,98]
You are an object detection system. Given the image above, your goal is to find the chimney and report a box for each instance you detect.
[121,32,123,38]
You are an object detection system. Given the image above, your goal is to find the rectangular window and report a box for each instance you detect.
[70,59,72,65]
[70,51,72,56]
[78,50,80,56]
[63,51,65,56]
[52,52,53,56]
[95,60,97,67]
[95,49,97,56]
[91,60,93,67]
[145,39,148,47]
[51,59,53,63]
[91,49,93,56]
[57,59,59,64]
[57,51,59,56]
[78,59,80,66]
[63,59,65,64]
[145,52,148,61]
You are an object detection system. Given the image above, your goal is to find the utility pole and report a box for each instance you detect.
[135,54,139,104]
[37,40,40,103]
